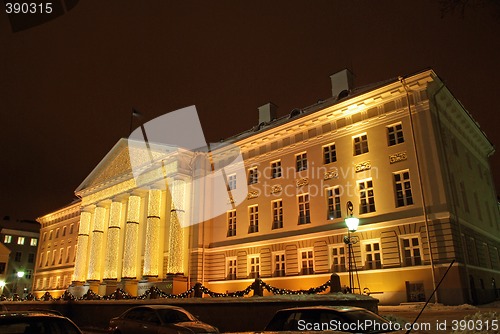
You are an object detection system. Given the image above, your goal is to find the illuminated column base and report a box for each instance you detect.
[73,210,92,282]
[143,189,162,277]
[103,201,123,279]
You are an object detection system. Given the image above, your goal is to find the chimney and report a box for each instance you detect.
[258,102,277,124]
[330,69,353,99]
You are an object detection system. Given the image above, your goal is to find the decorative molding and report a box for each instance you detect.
[354,161,371,173]
[296,178,309,187]
[270,185,282,194]
[324,169,339,180]
[389,152,407,164]
[247,191,259,200]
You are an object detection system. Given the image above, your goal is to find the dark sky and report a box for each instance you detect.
[1,1,499,220]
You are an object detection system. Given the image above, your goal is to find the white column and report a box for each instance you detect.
[72,210,92,282]
[103,201,123,279]
[122,195,141,279]
[167,179,186,274]
[87,206,107,280]
[143,189,162,277]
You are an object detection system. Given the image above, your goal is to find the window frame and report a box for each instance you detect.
[326,186,342,220]
[361,239,382,270]
[271,199,283,229]
[273,251,286,277]
[248,254,261,278]
[271,160,282,179]
[297,193,311,225]
[248,205,259,233]
[394,170,414,207]
[358,179,376,214]
[226,257,237,280]
[353,133,369,156]
[387,123,405,146]
[329,244,347,273]
[248,167,258,185]
[323,143,337,164]
[295,152,308,172]
[299,248,315,275]
[227,210,237,237]
[400,234,423,266]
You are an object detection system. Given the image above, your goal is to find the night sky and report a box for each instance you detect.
[1,1,499,220]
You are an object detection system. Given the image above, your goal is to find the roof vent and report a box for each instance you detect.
[330,69,353,99]
[289,108,302,118]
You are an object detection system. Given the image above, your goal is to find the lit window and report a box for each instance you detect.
[228,174,237,190]
[387,123,404,146]
[323,143,337,164]
[248,205,259,233]
[30,238,38,246]
[271,160,282,178]
[326,187,341,219]
[273,252,286,277]
[401,236,422,266]
[299,249,314,275]
[248,255,260,278]
[17,237,25,245]
[353,134,369,155]
[248,167,258,185]
[394,171,413,207]
[362,240,382,269]
[271,199,283,229]
[3,235,12,243]
[226,257,237,280]
[296,152,308,171]
[227,210,236,237]
[359,180,376,214]
[329,244,346,272]
[298,193,310,224]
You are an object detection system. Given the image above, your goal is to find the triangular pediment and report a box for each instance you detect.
[75,138,179,195]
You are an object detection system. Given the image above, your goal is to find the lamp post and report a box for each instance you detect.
[14,271,24,296]
[343,201,359,293]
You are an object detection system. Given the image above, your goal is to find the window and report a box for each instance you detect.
[248,167,258,185]
[326,187,341,219]
[272,199,283,229]
[298,193,311,224]
[25,269,33,279]
[66,246,71,263]
[296,152,308,171]
[43,232,47,241]
[14,251,22,262]
[228,174,237,190]
[39,253,44,267]
[323,143,337,164]
[52,250,56,265]
[3,235,12,243]
[460,182,469,212]
[387,123,404,146]
[55,228,60,238]
[30,238,38,246]
[363,240,382,269]
[466,236,479,266]
[69,224,74,234]
[49,230,53,240]
[227,210,236,237]
[299,249,314,275]
[62,226,67,237]
[273,252,286,277]
[359,180,376,214]
[58,248,64,264]
[45,251,49,266]
[329,244,346,272]
[226,257,237,280]
[271,160,282,178]
[248,205,259,233]
[28,253,35,263]
[17,236,25,245]
[353,134,369,155]
[394,171,413,207]
[248,255,260,278]
[401,236,422,266]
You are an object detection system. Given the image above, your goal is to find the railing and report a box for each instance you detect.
[0,274,355,302]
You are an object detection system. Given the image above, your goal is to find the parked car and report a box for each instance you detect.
[108,305,219,334]
[264,306,398,333]
[0,310,83,333]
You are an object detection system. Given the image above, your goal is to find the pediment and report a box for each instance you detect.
[75,138,179,195]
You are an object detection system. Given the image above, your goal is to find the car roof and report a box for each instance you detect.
[276,306,369,313]
[0,311,67,318]
[128,305,185,310]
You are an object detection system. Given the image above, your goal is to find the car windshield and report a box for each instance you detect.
[157,309,195,323]
[0,317,81,334]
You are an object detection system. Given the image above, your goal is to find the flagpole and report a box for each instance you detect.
[129,108,141,135]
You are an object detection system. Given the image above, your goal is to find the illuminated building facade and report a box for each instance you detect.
[0,217,40,297]
[33,201,80,298]
[38,69,499,304]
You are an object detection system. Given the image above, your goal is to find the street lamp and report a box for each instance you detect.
[344,201,359,293]
[0,281,5,295]
[14,271,24,296]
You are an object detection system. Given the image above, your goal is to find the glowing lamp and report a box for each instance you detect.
[17,271,25,278]
[345,217,359,232]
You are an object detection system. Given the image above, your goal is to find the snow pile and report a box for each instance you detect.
[451,311,499,334]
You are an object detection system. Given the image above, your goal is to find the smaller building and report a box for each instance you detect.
[33,200,80,298]
[0,217,40,297]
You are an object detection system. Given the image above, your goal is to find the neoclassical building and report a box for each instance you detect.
[34,69,499,304]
